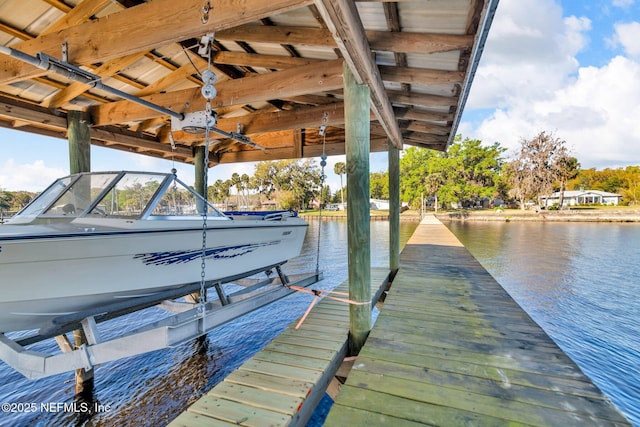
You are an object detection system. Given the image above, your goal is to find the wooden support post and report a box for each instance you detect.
[192,145,207,304]
[388,140,400,280]
[67,109,93,394]
[67,110,91,174]
[344,62,371,355]
[73,329,94,394]
[193,145,207,201]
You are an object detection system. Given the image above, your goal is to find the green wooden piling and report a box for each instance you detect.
[344,62,371,355]
[67,109,92,394]
[67,110,91,174]
[388,141,400,279]
[192,145,207,304]
[194,146,207,207]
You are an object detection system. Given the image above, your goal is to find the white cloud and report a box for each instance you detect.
[470,56,640,168]
[612,0,635,8]
[0,159,66,192]
[612,21,640,58]
[468,0,590,110]
[461,0,640,170]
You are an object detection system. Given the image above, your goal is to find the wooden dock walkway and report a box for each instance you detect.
[168,268,390,427]
[324,216,631,426]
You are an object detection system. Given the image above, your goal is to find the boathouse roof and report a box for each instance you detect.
[0,0,497,166]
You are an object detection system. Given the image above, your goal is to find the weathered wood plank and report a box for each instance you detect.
[359,336,598,390]
[342,370,623,427]
[325,217,631,426]
[171,268,389,426]
[239,359,322,383]
[327,386,530,427]
[316,0,403,148]
[252,349,330,371]
[168,411,239,427]
[208,382,302,415]
[277,327,347,343]
[0,0,314,84]
[187,395,290,427]
[224,370,312,398]
[262,341,337,360]
[275,333,347,350]
[325,404,429,427]
[351,356,625,420]
[90,59,345,126]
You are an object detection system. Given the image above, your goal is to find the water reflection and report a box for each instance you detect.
[447,221,640,426]
[0,220,417,426]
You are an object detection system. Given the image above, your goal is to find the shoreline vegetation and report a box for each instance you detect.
[299,207,640,223]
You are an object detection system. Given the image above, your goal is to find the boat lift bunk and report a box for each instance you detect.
[0,264,321,380]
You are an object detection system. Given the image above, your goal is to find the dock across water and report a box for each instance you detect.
[171,216,631,426]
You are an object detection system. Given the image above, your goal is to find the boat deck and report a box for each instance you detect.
[323,216,631,426]
[168,268,390,427]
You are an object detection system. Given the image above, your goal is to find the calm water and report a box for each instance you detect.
[0,220,417,426]
[446,221,640,426]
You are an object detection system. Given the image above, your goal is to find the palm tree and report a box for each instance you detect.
[231,172,242,208]
[334,161,346,208]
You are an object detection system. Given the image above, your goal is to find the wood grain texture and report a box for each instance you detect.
[325,216,631,426]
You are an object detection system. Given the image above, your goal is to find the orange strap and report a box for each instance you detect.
[286,284,369,329]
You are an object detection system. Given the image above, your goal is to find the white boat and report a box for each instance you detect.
[0,170,308,334]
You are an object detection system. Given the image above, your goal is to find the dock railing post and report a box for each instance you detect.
[388,141,400,280]
[67,109,93,394]
[344,62,371,355]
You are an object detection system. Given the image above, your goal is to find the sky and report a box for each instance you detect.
[1,0,640,192]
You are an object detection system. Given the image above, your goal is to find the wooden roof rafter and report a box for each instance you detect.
[314,0,403,149]
[0,0,498,166]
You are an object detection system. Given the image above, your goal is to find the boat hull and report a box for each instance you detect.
[0,218,307,333]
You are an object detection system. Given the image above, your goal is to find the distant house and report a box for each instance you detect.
[369,199,409,211]
[370,199,390,210]
[542,190,622,207]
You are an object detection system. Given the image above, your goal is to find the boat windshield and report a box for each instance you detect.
[88,172,227,219]
[88,173,164,218]
[42,173,118,216]
[12,176,76,219]
[147,177,227,218]
[12,171,227,222]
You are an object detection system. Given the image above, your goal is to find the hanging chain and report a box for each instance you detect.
[198,33,216,333]
[316,112,328,274]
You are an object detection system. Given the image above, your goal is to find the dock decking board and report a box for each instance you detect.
[324,216,631,426]
[169,268,390,427]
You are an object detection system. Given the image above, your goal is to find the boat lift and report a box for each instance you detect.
[0,265,321,379]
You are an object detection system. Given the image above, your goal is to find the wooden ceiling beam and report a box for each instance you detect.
[0,97,68,131]
[90,58,345,126]
[394,107,453,123]
[215,25,473,55]
[41,0,73,13]
[44,51,147,108]
[314,0,403,149]
[213,51,322,70]
[404,121,449,136]
[368,31,473,55]
[388,90,458,109]
[164,101,347,144]
[380,66,464,86]
[0,0,314,84]
[0,96,189,159]
[40,0,112,36]
[0,20,34,40]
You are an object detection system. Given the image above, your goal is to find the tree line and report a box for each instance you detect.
[2,131,639,215]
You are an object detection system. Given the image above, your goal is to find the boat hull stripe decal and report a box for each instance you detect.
[134,241,280,265]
